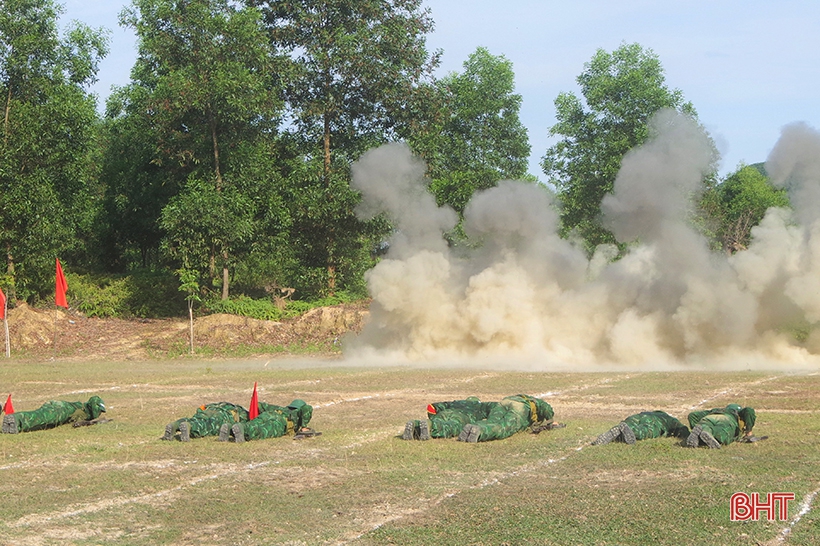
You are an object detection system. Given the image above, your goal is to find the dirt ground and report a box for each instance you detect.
[2,301,371,361]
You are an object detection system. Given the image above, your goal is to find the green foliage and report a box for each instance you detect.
[67,270,186,318]
[0,0,109,300]
[698,164,791,252]
[202,295,283,320]
[254,0,439,294]
[416,47,531,214]
[202,290,362,321]
[542,42,704,254]
[118,0,285,298]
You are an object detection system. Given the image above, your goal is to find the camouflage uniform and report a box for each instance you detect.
[2,396,106,434]
[225,400,313,443]
[686,404,756,448]
[592,411,689,445]
[162,402,248,441]
[403,397,498,440]
[459,394,555,443]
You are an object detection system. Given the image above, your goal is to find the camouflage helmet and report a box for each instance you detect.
[725,403,742,413]
[533,398,554,422]
[85,396,106,420]
[288,399,312,429]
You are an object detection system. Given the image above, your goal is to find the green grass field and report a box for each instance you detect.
[0,358,818,545]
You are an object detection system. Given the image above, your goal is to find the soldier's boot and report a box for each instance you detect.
[218,423,231,442]
[402,420,417,441]
[686,425,702,448]
[457,424,471,442]
[592,425,622,445]
[620,422,637,445]
[699,429,721,449]
[232,423,245,444]
[418,420,430,441]
[462,425,481,444]
[2,414,18,434]
[161,423,175,441]
[179,421,191,442]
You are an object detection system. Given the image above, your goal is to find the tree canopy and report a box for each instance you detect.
[417,47,531,214]
[542,42,700,253]
[0,0,108,299]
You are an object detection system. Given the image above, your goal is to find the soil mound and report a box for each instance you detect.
[1,301,370,360]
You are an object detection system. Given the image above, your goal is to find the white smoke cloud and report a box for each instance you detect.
[345,112,820,370]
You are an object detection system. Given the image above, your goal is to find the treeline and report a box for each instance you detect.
[0,0,787,317]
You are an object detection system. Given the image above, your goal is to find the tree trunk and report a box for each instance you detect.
[188,299,194,355]
[3,87,11,146]
[210,111,222,189]
[323,111,336,296]
[221,250,230,301]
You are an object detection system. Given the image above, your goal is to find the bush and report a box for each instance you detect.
[201,291,363,321]
[67,270,186,318]
[202,295,284,321]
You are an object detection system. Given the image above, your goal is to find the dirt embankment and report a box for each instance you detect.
[2,301,370,361]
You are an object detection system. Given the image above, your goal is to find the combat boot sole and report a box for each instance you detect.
[686,425,702,447]
[592,424,622,445]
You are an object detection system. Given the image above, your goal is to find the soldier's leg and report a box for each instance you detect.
[462,403,527,442]
[186,415,229,439]
[620,422,636,444]
[402,420,418,440]
[418,420,430,441]
[2,414,18,434]
[179,421,191,442]
[686,425,703,447]
[162,418,185,441]
[232,423,245,444]
[592,424,623,445]
[218,423,231,442]
[458,423,481,443]
[698,417,728,448]
[699,426,721,449]
[430,410,472,438]
[239,413,288,442]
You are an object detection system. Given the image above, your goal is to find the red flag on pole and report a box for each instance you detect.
[3,394,13,414]
[249,382,259,420]
[0,286,5,320]
[55,258,68,308]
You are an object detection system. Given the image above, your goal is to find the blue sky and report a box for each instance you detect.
[61,0,820,179]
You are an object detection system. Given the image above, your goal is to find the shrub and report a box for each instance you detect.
[66,270,186,318]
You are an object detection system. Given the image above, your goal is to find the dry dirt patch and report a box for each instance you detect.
[4,301,370,360]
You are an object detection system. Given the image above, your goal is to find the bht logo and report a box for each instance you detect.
[730,492,795,521]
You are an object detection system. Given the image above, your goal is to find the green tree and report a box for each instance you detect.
[699,164,790,254]
[542,43,700,253]
[0,0,108,299]
[119,0,284,299]
[249,0,440,294]
[414,47,531,214]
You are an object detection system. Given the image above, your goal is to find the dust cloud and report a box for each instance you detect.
[345,110,820,371]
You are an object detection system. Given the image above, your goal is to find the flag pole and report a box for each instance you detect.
[0,287,8,358]
[3,298,8,359]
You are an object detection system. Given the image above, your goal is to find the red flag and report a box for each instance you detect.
[55,258,68,308]
[0,286,5,320]
[427,403,437,415]
[249,382,259,420]
[3,394,13,414]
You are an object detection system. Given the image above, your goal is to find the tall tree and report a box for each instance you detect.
[698,164,790,254]
[119,0,283,299]
[0,0,108,299]
[413,46,531,214]
[249,0,440,294]
[542,43,701,252]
